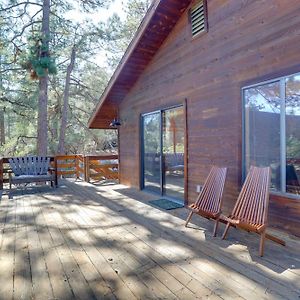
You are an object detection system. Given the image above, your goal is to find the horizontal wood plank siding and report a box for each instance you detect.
[113,0,300,236]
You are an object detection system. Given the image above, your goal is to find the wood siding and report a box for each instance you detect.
[115,0,300,236]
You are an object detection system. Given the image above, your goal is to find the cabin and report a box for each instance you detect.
[88,0,300,237]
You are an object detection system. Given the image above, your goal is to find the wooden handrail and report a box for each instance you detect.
[86,155,118,160]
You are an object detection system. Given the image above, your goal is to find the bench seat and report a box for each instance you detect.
[10,174,55,185]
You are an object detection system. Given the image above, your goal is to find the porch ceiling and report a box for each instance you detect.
[88,0,193,129]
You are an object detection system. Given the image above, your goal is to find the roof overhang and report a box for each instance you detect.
[88,0,193,129]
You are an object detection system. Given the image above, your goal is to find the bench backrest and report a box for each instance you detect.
[9,156,50,176]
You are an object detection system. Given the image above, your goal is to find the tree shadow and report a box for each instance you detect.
[0,179,299,300]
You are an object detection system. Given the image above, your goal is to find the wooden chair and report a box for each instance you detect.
[185,166,227,236]
[222,166,285,256]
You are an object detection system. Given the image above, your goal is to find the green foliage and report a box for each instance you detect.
[20,34,57,79]
[104,0,151,68]
[0,0,150,156]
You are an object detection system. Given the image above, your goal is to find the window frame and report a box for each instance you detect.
[242,71,300,199]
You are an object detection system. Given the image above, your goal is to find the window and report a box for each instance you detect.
[243,73,300,196]
[189,1,207,37]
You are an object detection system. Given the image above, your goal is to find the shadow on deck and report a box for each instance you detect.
[0,179,299,300]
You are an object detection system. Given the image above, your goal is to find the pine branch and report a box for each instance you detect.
[10,20,42,43]
[0,67,23,74]
[0,96,33,110]
[17,135,37,140]
[0,1,42,12]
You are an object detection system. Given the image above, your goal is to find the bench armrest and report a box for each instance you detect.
[49,166,58,187]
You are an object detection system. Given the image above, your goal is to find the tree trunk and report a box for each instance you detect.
[37,0,50,155]
[0,109,5,146]
[37,77,48,155]
[0,50,4,146]
[57,46,76,154]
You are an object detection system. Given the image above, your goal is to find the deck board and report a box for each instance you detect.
[0,196,15,300]
[0,179,299,300]
[71,182,299,299]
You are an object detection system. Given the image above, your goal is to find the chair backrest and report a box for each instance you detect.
[9,156,50,176]
[195,166,227,214]
[231,166,271,226]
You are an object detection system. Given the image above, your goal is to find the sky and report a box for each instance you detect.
[65,0,128,23]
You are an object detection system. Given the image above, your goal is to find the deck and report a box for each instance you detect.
[0,180,299,300]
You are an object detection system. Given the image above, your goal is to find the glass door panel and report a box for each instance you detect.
[162,107,185,202]
[142,112,161,193]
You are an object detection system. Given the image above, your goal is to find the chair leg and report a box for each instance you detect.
[213,219,219,237]
[222,222,231,240]
[259,230,266,257]
[185,211,193,227]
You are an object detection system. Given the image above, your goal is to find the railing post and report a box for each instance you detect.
[117,156,120,183]
[87,156,90,183]
[84,156,90,183]
[75,155,79,180]
[54,156,58,187]
[84,156,87,181]
[0,158,3,191]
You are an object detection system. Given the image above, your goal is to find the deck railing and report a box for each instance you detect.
[0,154,119,190]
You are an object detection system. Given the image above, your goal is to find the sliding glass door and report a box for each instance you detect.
[141,106,185,203]
[142,112,161,193]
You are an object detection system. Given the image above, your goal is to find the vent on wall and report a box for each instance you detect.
[190,1,207,37]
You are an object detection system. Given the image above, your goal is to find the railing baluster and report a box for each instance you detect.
[76,155,79,179]
[0,158,3,190]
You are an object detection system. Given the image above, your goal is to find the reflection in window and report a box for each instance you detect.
[286,75,300,194]
[143,113,161,193]
[244,82,281,190]
[244,73,300,196]
[163,107,185,200]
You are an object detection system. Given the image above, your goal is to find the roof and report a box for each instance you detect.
[88,0,193,129]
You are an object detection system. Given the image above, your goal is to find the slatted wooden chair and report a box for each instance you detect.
[222,166,285,256]
[185,166,227,236]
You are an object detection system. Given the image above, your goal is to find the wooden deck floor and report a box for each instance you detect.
[0,180,299,300]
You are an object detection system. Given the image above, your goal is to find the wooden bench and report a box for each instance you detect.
[8,156,57,193]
